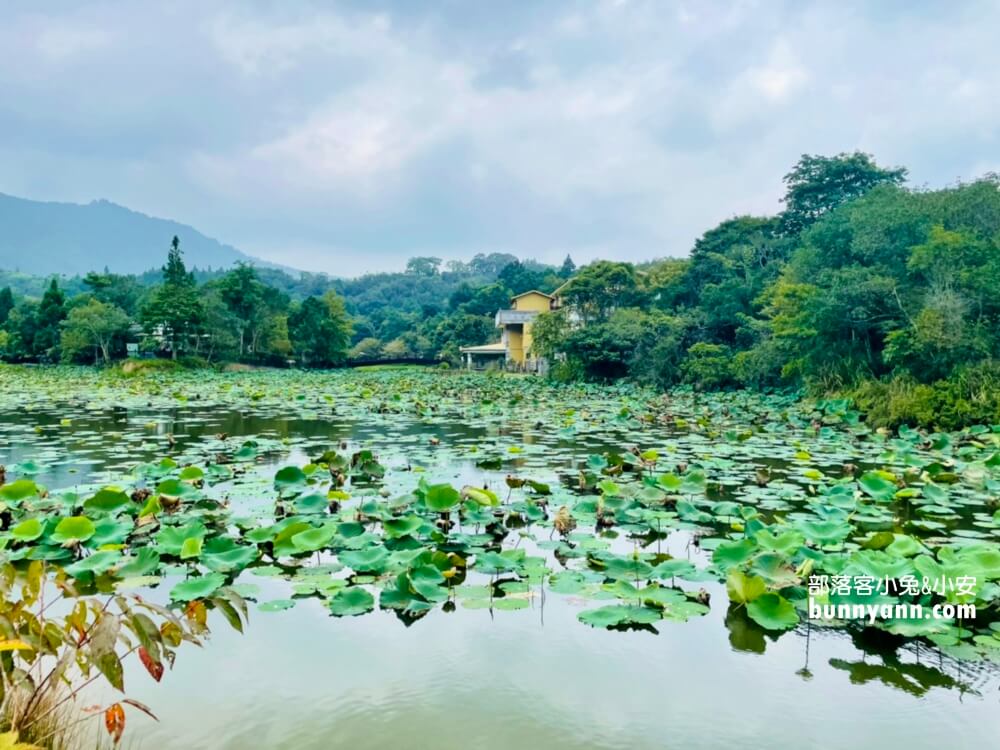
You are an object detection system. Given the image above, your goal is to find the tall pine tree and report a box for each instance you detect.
[142,237,205,359]
[34,279,66,360]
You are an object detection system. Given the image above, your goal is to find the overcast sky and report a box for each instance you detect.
[1,1,998,275]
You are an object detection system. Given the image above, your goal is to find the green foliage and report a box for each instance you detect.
[2,152,998,431]
[33,280,66,361]
[289,292,353,366]
[680,343,734,390]
[779,151,907,235]
[1,248,575,370]
[558,261,642,322]
[529,309,570,361]
[2,365,1000,670]
[560,309,682,381]
[60,298,130,364]
[141,237,205,360]
[82,270,144,316]
[847,363,1000,430]
[0,287,13,326]
[0,559,245,748]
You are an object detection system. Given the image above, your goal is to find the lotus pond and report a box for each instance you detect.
[1,365,1000,749]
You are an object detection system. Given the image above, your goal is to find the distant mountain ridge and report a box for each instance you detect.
[0,192,267,275]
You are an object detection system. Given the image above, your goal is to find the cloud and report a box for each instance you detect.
[0,0,998,275]
[35,25,112,62]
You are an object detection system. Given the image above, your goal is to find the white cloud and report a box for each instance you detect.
[35,25,112,62]
[1,0,998,274]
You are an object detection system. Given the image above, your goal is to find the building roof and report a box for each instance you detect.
[459,342,507,354]
[509,289,554,302]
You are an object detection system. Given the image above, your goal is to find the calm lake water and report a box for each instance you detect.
[2,390,999,749]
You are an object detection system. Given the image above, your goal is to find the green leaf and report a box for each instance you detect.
[884,534,927,558]
[383,515,425,539]
[117,548,160,578]
[577,605,660,628]
[712,539,757,568]
[65,550,122,578]
[180,536,203,560]
[461,486,500,507]
[858,471,897,501]
[328,587,375,617]
[340,546,390,574]
[274,466,307,495]
[170,573,226,601]
[726,570,767,605]
[50,516,96,544]
[83,488,132,515]
[10,518,44,543]
[179,466,204,481]
[201,541,258,573]
[747,593,799,631]
[600,555,653,580]
[291,525,336,553]
[0,480,39,503]
[271,521,313,557]
[424,483,460,512]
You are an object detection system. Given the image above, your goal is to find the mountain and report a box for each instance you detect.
[0,193,263,275]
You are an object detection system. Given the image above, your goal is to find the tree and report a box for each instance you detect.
[883,224,997,380]
[467,252,519,277]
[217,263,265,358]
[558,261,641,322]
[461,283,512,317]
[60,299,130,364]
[0,286,13,326]
[560,309,682,381]
[2,302,38,362]
[680,216,788,345]
[680,343,735,390]
[779,152,907,235]
[498,261,549,295]
[289,291,352,366]
[644,258,689,310]
[349,337,383,360]
[163,236,194,286]
[431,313,495,361]
[34,279,67,360]
[559,255,577,278]
[199,289,240,363]
[82,271,143,315]
[405,257,442,277]
[141,237,205,359]
[529,310,568,360]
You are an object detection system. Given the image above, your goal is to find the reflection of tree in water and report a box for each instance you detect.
[725,605,998,698]
[828,628,978,698]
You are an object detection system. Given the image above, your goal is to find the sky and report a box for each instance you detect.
[1,0,998,275]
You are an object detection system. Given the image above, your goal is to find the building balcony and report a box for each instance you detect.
[495,309,539,327]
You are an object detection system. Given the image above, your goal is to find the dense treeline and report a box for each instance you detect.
[531,153,1000,428]
[1,151,998,427]
[0,237,570,367]
[0,237,352,367]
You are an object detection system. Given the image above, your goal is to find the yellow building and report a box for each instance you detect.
[460,290,556,372]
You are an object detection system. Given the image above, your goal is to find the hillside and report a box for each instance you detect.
[0,193,260,275]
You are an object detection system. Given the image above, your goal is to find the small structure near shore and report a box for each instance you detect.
[460,290,557,372]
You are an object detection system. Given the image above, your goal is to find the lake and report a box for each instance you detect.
[1,365,998,749]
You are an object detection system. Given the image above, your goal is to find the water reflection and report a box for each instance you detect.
[4,402,1000,749]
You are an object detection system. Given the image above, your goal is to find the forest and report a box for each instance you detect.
[1,151,998,428]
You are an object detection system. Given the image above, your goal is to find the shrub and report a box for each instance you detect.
[120,357,182,375]
[847,362,1000,430]
[680,343,735,390]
